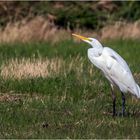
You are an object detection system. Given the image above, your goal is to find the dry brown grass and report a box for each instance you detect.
[0,58,64,79]
[1,16,140,43]
[0,93,21,102]
[0,56,95,80]
[0,16,71,44]
[0,92,45,102]
[101,20,140,40]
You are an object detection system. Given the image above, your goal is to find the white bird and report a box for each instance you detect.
[72,33,140,116]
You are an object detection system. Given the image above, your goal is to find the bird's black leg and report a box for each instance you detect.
[111,85,116,117]
[121,92,125,116]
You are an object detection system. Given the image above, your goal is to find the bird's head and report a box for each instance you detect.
[72,33,103,48]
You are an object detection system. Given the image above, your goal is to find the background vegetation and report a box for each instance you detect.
[0,40,140,138]
[0,1,140,30]
[0,1,140,139]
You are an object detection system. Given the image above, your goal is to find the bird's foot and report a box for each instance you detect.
[114,111,130,117]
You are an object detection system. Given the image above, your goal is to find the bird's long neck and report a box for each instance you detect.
[93,41,103,55]
[93,40,103,55]
[93,46,103,56]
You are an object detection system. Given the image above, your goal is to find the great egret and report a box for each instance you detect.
[72,33,140,116]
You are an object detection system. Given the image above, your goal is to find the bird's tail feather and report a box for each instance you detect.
[136,84,140,98]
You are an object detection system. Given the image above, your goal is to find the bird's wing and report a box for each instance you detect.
[103,47,131,73]
[102,47,138,94]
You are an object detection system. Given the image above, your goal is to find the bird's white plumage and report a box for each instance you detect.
[87,42,140,98]
[72,34,140,99]
[72,33,140,116]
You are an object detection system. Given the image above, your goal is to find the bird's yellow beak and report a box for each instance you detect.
[72,33,91,41]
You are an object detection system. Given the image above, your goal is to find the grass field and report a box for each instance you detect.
[0,39,140,138]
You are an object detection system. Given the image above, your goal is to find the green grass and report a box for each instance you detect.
[0,39,140,138]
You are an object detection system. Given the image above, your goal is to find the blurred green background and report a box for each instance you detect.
[0,1,140,30]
